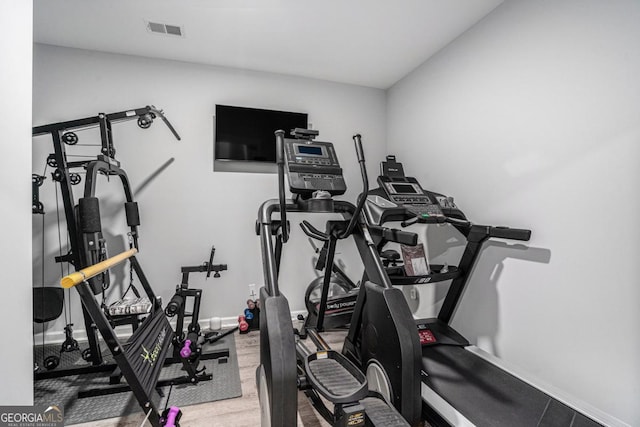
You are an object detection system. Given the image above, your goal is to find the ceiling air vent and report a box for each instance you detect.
[146,21,184,37]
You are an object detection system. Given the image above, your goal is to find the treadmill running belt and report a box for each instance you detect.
[421,346,602,427]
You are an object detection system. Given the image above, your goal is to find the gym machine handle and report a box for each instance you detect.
[275,130,289,243]
[489,226,531,241]
[147,105,181,141]
[300,220,329,242]
[446,217,531,241]
[369,225,418,246]
[60,248,138,289]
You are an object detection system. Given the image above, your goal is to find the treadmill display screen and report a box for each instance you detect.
[391,183,418,194]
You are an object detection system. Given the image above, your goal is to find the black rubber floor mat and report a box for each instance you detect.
[34,334,242,425]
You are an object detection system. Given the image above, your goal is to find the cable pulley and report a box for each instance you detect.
[62,132,78,145]
[69,172,82,185]
[81,348,93,362]
[32,174,45,186]
[137,113,155,129]
[52,169,63,182]
[46,154,57,168]
[43,355,60,370]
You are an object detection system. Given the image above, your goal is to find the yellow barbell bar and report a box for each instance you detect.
[60,248,138,289]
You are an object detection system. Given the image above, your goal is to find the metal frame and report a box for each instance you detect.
[166,256,230,362]
[32,107,183,426]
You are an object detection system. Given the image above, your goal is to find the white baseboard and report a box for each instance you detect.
[33,310,309,344]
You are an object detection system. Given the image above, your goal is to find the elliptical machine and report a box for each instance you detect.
[255,129,422,427]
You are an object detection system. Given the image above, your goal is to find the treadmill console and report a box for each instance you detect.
[365,155,464,225]
[378,176,443,219]
[283,131,346,196]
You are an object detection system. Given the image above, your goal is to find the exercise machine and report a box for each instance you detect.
[60,249,185,426]
[164,246,234,362]
[366,155,606,427]
[301,197,418,332]
[32,106,205,426]
[256,129,422,426]
[32,105,180,372]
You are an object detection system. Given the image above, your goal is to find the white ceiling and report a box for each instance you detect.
[34,0,503,89]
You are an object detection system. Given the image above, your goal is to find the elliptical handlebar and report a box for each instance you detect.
[275,130,289,243]
[338,134,369,239]
[300,220,329,242]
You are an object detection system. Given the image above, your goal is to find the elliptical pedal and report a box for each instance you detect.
[360,397,410,427]
[304,350,368,403]
[308,358,363,397]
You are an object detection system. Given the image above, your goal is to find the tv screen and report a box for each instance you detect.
[214,105,308,163]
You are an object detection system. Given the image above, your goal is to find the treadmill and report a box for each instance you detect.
[365,156,608,427]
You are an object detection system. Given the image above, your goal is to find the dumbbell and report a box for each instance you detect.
[238,315,249,334]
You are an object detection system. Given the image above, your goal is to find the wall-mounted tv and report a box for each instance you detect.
[214,104,308,163]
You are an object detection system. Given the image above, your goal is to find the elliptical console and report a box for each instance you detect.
[283,128,346,197]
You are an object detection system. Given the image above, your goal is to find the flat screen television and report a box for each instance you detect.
[214,104,308,163]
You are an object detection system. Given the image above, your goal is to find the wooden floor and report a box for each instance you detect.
[69,327,346,427]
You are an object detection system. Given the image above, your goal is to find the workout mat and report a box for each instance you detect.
[33,333,242,426]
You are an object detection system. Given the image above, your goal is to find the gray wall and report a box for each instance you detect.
[0,0,33,405]
[32,44,383,339]
[387,0,639,425]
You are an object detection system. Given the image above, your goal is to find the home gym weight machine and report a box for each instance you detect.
[32,106,208,426]
[363,155,606,427]
[256,129,422,426]
[32,105,180,373]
